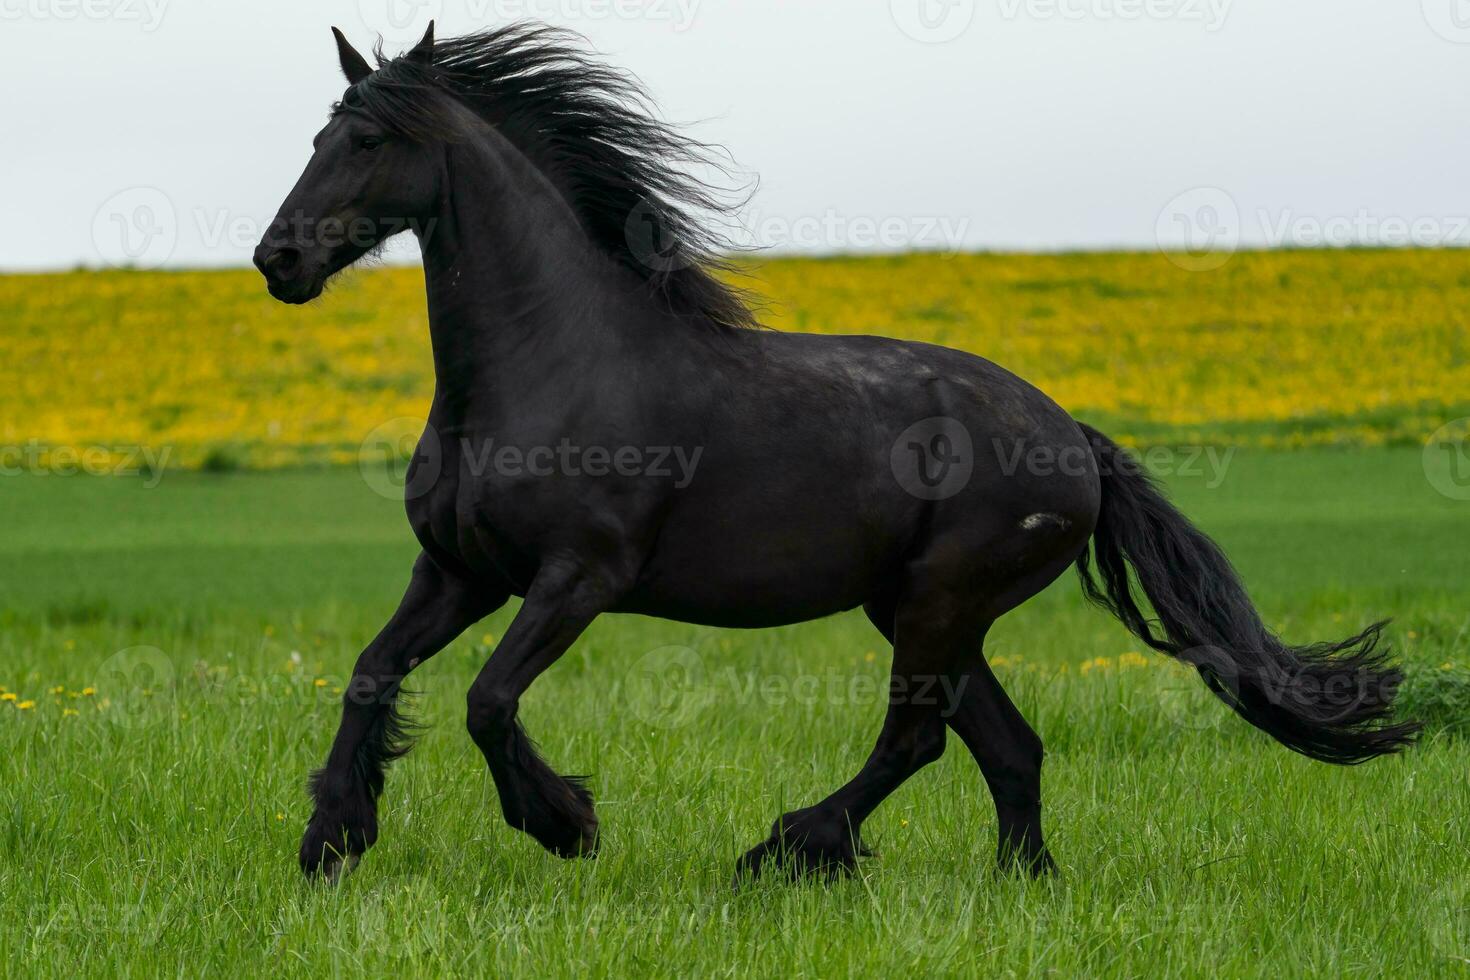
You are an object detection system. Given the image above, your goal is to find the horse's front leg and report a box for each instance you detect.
[300,553,506,880]
[465,560,621,858]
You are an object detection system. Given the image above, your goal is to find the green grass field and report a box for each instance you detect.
[2,448,1468,976]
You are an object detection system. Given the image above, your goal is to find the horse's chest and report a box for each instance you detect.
[403,447,540,592]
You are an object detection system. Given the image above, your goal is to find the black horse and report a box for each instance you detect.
[256,23,1418,882]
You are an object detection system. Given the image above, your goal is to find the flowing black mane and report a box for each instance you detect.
[342,24,755,331]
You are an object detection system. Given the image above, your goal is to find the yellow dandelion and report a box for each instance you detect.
[16,700,35,710]
[82,687,96,696]
[0,692,16,702]
[62,708,79,717]
[275,812,285,821]
[314,678,327,688]
[50,685,64,694]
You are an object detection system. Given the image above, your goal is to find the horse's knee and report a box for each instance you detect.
[466,684,517,742]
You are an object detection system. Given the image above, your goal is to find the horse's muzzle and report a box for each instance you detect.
[253,243,324,304]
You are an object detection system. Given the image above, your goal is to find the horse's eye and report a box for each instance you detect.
[359,136,384,151]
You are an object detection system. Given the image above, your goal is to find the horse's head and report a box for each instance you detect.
[254,24,442,304]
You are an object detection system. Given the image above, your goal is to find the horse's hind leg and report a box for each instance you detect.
[735,587,969,882]
[941,520,1092,877]
[945,629,1055,876]
[300,553,505,880]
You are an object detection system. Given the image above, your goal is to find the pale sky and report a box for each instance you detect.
[2,0,1468,270]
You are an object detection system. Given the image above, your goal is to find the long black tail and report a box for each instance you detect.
[1075,423,1420,764]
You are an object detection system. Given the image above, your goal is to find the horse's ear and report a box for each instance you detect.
[406,20,435,67]
[331,26,373,85]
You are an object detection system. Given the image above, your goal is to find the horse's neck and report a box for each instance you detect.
[416,134,632,414]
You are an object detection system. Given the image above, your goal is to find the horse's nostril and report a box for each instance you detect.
[264,247,303,279]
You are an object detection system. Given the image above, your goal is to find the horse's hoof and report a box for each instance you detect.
[539,815,599,859]
[321,852,360,885]
[996,844,1057,879]
[733,837,856,887]
[300,838,362,883]
[733,813,858,886]
[515,775,599,859]
[299,809,375,881]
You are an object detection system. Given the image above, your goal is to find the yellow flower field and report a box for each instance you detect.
[3,249,1468,470]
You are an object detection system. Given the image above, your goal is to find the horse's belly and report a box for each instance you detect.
[617,513,889,628]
